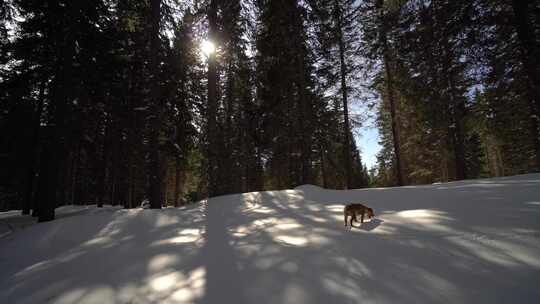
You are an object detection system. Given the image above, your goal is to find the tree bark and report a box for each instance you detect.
[110,145,117,206]
[224,60,235,193]
[97,120,108,208]
[36,131,55,222]
[125,61,136,209]
[36,0,77,221]
[148,0,163,208]
[174,158,181,207]
[452,100,467,180]
[207,0,220,197]
[70,142,81,205]
[334,0,353,189]
[447,72,467,180]
[377,0,404,186]
[319,143,328,188]
[22,78,47,215]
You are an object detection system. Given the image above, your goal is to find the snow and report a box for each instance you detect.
[0,205,120,238]
[1,174,540,303]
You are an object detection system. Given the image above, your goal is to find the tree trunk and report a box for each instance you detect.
[383,60,404,186]
[37,56,70,221]
[511,0,540,170]
[207,0,220,197]
[127,163,134,208]
[319,143,328,188]
[126,119,135,208]
[36,132,55,222]
[125,61,136,209]
[37,2,76,221]
[174,158,181,207]
[110,125,120,206]
[97,121,108,208]
[148,0,163,208]
[452,100,467,180]
[297,83,311,186]
[334,0,353,189]
[377,0,404,186]
[71,142,81,205]
[448,75,467,180]
[22,78,46,215]
[110,156,117,206]
[224,60,235,193]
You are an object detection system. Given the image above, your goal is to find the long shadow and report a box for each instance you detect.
[2,174,539,303]
[192,190,370,304]
[215,191,372,304]
[197,195,247,304]
[236,186,540,303]
[0,205,209,303]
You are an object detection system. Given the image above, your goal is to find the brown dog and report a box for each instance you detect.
[344,203,374,227]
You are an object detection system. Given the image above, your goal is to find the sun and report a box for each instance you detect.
[201,40,216,56]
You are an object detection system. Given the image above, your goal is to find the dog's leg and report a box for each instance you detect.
[361,212,364,224]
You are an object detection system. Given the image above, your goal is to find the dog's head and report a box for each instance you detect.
[367,208,375,218]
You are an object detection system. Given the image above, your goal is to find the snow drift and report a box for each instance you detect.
[1,174,540,303]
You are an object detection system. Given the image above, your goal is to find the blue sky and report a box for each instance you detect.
[356,125,380,170]
[350,99,381,170]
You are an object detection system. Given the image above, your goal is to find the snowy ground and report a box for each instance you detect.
[1,174,540,304]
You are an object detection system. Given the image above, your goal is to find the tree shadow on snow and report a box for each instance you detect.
[194,176,540,304]
[1,174,540,303]
[0,204,210,304]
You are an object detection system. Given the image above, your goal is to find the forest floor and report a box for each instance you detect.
[1,174,540,303]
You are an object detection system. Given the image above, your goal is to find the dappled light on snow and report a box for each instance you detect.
[169,231,202,244]
[170,267,205,301]
[1,175,540,303]
[154,213,181,227]
[147,254,179,272]
[54,288,87,304]
[149,272,182,291]
[396,209,447,219]
[78,286,116,304]
[375,209,455,234]
[145,267,205,302]
[151,228,205,246]
[273,235,309,246]
[325,204,344,212]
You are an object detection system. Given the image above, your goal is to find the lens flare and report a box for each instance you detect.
[201,40,215,56]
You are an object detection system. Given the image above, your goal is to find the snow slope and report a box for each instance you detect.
[1,174,540,304]
[0,205,124,238]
